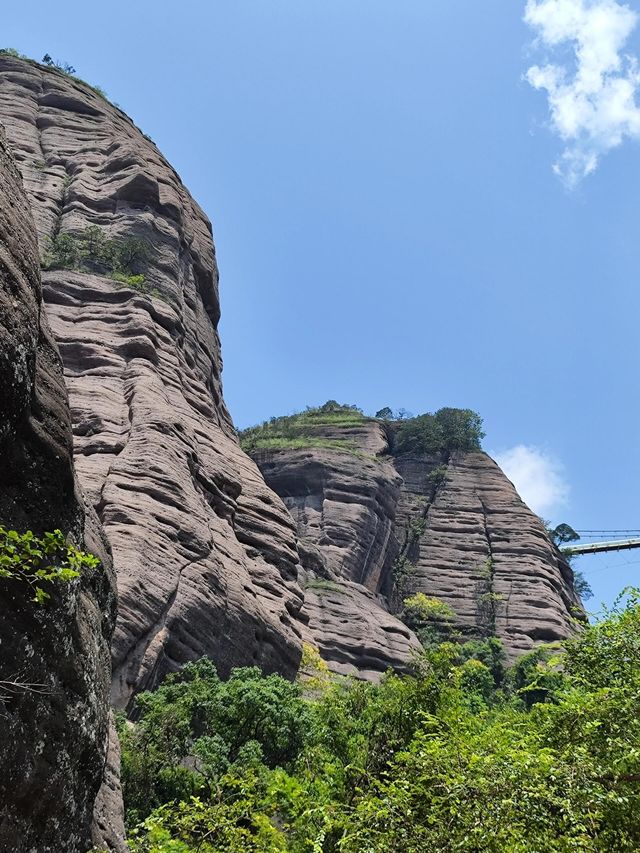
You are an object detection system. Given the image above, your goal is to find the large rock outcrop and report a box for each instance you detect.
[255,421,421,677]
[391,449,582,659]
[250,416,583,670]
[0,127,116,852]
[0,55,305,708]
[0,54,581,727]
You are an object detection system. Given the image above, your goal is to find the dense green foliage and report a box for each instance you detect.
[42,226,153,284]
[120,660,311,827]
[239,401,367,455]
[394,407,485,455]
[124,592,640,851]
[240,403,485,461]
[0,527,99,603]
[400,592,457,647]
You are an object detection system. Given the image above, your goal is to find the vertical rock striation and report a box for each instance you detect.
[250,417,583,671]
[0,55,304,707]
[0,126,116,852]
[254,420,423,677]
[392,450,582,659]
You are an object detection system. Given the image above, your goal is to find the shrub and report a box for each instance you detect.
[0,47,29,60]
[407,516,427,540]
[42,227,154,280]
[401,592,457,648]
[110,272,147,289]
[426,463,448,490]
[394,407,484,456]
[42,53,76,74]
[390,554,414,594]
[0,527,99,604]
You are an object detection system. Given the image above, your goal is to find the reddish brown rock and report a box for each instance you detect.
[0,55,305,708]
[255,422,423,676]
[252,419,583,670]
[392,451,582,659]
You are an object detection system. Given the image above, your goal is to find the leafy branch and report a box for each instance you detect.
[0,527,100,604]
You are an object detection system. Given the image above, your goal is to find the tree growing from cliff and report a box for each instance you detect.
[0,527,99,604]
[550,522,580,546]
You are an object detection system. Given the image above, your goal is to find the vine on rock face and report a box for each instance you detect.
[0,527,99,604]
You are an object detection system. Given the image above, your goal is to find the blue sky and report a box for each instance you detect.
[4,0,640,607]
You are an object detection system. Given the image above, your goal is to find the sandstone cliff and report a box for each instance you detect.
[0,54,582,711]
[0,55,305,708]
[246,409,583,670]
[0,126,116,852]
[254,420,421,677]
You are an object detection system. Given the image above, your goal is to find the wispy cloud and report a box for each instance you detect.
[524,0,640,187]
[494,445,570,516]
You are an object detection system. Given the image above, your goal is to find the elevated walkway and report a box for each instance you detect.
[563,538,640,555]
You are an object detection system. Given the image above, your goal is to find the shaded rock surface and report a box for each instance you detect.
[92,712,129,853]
[0,55,305,708]
[0,126,116,852]
[252,419,583,670]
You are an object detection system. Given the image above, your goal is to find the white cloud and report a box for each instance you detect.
[524,0,640,187]
[494,445,570,516]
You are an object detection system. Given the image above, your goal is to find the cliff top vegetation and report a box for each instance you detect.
[239,401,485,457]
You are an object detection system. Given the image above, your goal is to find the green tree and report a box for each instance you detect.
[572,568,593,601]
[115,236,152,273]
[433,406,485,452]
[551,522,580,545]
[42,232,81,270]
[123,593,640,852]
[120,659,310,826]
[394,407,484,456]
[394,413,444,455]
[374,406,393,420]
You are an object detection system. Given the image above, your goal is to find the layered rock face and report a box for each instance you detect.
[256,420,421,677]
[392,450,581,659]
[0,55,580,735]
[0,127,116,852]
[0,55,305,708]
[251,418,582,670]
